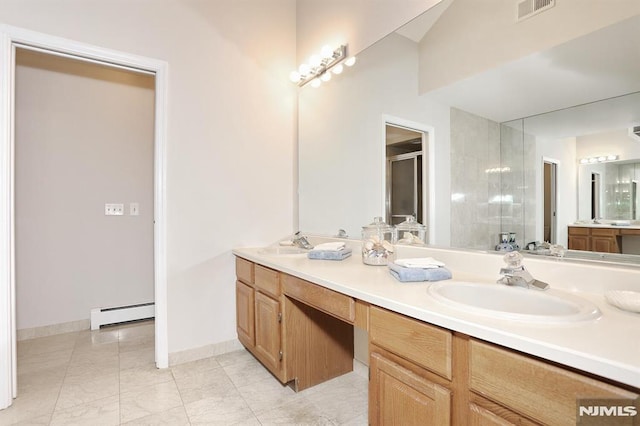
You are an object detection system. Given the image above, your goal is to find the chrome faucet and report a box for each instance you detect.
[497,252,549,290]
[292,231,313,250]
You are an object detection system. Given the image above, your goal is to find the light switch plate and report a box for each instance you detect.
[105,203,124,216]
[130,202,139,216]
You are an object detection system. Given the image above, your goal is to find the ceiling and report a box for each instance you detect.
[420,14,640,134]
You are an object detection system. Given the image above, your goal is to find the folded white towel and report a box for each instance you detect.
[312,242,346,252]
[394,257,445,269]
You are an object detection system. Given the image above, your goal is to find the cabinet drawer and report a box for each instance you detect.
[568,226,590,236]
[255,265,280,298]
[235,257,254,284]
[591,228,619,237]
[469,339,638,426]
[370,306,452,380]
[281,274,355,323]
[620,228,640,236]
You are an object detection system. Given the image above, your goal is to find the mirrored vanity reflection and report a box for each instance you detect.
[298,1,640,264]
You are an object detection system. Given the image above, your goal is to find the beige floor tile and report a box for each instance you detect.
[119,379,183,424]
[119,364,174,394]
[170,355,221,380]
[121,406,190,425]
[119,347,155,371]
[236,375,302,415]
[17,365,66,394]
[215,348,255,367]
[74,329,120,348]
[17,332,79,357]
[17,348,73,375]
[305,382,368,425]
[118,322,155,341]
[256,398,335,425]
[55,371,120,411]
[50,394,119,426]
[173,363,236,405]
[8,413,53,425]
[118,335,154,354]
[71,341,120,358]
[65,353,120,380]
[0,388,59,426]
[221,354,273,388]
[184,391,258,425]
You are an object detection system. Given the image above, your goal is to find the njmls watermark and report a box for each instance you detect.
[577,398,639,426]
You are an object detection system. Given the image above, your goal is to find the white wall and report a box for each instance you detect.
[418,0,640,93]
[15,49,155,330]
[298,33,451,245]
[0,0,297,354]
[296,0,440,63]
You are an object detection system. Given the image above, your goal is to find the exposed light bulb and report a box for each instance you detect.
[309,54,321,67]
[597,156,606,162]
[607,155,618,160]
[289,71,301,83]
[320,45,334,59]
[310,78,322,88]
[298,63,310,75]
[332,64,344,75]
[588,158,598,163]
[344,56,356,67]
[580,159,589,164]
[320,72,332,82]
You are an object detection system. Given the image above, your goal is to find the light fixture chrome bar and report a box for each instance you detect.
[298,45,346,87]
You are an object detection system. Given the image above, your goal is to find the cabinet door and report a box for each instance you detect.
[235,280,255,348]
[592,236,619,253]
[568,235,590,251]
[254,291,282,374]
[369,351,451,426]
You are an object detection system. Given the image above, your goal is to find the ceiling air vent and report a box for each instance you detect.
[629,126,640,142]
[518,0,555,21]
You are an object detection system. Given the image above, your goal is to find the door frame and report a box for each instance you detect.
[382,116,435,244]
[0,24,169,409]
[542,158,559,244]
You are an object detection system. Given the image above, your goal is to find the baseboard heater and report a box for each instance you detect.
[90,302,155,330]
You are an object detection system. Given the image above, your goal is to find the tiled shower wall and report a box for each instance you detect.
[450,108,501,250]
[450,108,536,250]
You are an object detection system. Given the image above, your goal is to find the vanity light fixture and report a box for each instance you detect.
[485,166,511,174]
[289,45,356,88]
[579,155,619,164]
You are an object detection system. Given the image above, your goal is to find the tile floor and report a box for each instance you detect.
[0,321,368,425]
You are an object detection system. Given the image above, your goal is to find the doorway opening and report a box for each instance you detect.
[591,172,601,220]
[0,26,168,410]
[385,124,426,227]
[543,160,558,243]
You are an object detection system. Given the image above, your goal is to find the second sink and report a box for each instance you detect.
[427,281,601,323]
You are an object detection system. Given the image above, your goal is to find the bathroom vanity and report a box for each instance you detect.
[568,224,640,254]
[234,240,640,425]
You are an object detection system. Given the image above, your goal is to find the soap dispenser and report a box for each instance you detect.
[361,216,395,266]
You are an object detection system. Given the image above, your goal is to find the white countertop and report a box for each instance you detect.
[233,240,640,389]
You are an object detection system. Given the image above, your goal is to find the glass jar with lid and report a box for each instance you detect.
[362,216,395,266]
[394,215,426,245]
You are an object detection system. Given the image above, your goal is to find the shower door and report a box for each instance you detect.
[387,153,423,226]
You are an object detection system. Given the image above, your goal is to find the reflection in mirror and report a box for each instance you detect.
[298,2,640,264]
[385,125,425,227]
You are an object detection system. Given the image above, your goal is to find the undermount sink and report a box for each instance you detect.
[257,246,308,256]
[427,281,601,323]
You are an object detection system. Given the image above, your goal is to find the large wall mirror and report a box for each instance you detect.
[298,0,640,263]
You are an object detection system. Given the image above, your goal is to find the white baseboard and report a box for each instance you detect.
[169,338,243,366]
[17,319,90,341]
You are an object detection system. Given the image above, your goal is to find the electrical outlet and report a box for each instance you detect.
[130,202,139,216]
[105,203,124,216]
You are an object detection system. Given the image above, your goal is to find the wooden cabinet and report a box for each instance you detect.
[369,306,453,425]
[568,226,621,253]
[235,280,254,348]
[235,257,353,390]
[369,351,450,425]
[468,340,638,426]
[234,259,287,382]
